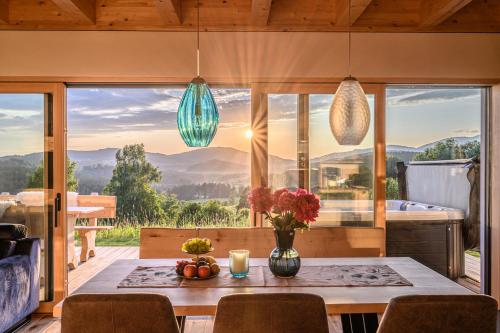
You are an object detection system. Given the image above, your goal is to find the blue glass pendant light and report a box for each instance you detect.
[178,77,219,146]
[177,0,219,147]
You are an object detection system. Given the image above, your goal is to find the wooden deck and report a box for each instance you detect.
[69,246,139,294]
[464,253,481,283]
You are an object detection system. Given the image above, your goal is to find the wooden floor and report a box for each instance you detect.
[19,314,343,333]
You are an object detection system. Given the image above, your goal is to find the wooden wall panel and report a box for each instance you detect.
[1,32,499,82]
[139,227,386,259]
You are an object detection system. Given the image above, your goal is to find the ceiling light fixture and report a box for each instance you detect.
[329,0,370,146]
[177,0,219,147]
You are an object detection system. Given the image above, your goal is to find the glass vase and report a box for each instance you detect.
[268,229,301,278]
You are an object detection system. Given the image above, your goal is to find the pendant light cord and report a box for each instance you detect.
[348,0,351,78]
[196,0,200,77]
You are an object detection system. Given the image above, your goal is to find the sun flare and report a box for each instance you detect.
[244,129,253,139]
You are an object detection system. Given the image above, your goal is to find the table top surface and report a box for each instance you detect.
[67,206,105,216]
[73,257,473,315]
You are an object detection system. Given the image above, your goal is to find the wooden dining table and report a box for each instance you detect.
[67,257,473,332]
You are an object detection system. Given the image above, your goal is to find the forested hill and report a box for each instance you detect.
[0,135,480,195]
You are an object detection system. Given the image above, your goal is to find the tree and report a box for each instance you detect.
[162,194,180,223]
[237,186,250,209]
[176,202,202,228]
[414,139,480,162]
[27,157,78,191]
[386,177,399,200]
[462,140,480,159]
[347,165,373,188]
[103,144,165,225]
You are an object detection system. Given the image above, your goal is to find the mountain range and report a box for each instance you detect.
[0,135,480,194]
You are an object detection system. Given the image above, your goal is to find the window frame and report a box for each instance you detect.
[250,83,386,229]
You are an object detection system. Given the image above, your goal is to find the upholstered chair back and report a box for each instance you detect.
[62,293,180,333]
[213,293,329,333]
[377,295,498,333]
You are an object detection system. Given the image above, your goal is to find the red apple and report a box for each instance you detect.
[198,265,211,278]
[183,264,198,278]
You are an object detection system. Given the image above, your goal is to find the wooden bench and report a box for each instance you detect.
[74,195,117,265]
[75,225,113,263]
[140,227,386,258]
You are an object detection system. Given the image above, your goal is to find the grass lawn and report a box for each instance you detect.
[465,249,480,258]
[75,225,141,247]
[75,220,249,246]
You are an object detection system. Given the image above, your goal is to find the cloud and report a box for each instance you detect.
[67,87,252,135]
[453,129,480,135]
[387,88,480,106]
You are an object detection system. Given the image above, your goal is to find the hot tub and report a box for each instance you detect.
[315,199,464,224]
[315,200,464,279]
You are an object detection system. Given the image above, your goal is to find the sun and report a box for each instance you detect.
[244,129,253,139]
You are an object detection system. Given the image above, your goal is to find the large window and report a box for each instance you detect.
[310,94,375,227]
[67,87,251,245]
[386,86,484,283]
[263,90,377,227]
[268,94,298,190]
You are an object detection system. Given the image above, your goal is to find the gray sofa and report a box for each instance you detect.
[0,224,40,333]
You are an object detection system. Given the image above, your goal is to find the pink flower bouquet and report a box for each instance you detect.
[247,187,320,231]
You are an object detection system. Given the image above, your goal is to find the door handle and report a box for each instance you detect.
[54,193,62,227]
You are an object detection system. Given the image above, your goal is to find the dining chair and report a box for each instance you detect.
[61,293,180,333]
[377,295,498,333]
[213,293,330,333]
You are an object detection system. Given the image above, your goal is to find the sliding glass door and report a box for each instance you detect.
[0,83,66,311]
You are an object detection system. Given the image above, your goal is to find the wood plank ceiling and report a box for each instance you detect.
[0,0,499,32]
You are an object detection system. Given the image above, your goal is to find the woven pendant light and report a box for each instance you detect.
[329,0,370,146]
[177,0,219,147]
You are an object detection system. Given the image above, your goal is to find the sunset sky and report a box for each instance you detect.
[0,87,482,159]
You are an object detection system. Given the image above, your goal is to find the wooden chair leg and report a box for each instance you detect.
[176,316,186,333]
[341,313,378,333]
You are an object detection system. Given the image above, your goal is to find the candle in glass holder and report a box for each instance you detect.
[229,250,249,278]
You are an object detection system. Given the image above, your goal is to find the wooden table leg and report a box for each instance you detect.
[176,316,186,333]
[78,229,97,263]
[67,216,78,270]
[88,218,98,258]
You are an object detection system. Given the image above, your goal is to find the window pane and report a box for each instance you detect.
[386,86,482,283]
[67,87,251,236]
[0,93,50,301]
[309,94,375,227]
[268,94,298,190]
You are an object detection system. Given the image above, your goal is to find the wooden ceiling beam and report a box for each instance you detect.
[251,0,272,26]
[419,0,473,27]
[154,0,182,25]
[0,0,8,24]
[51,0,96,24]
[335,0,373,26]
